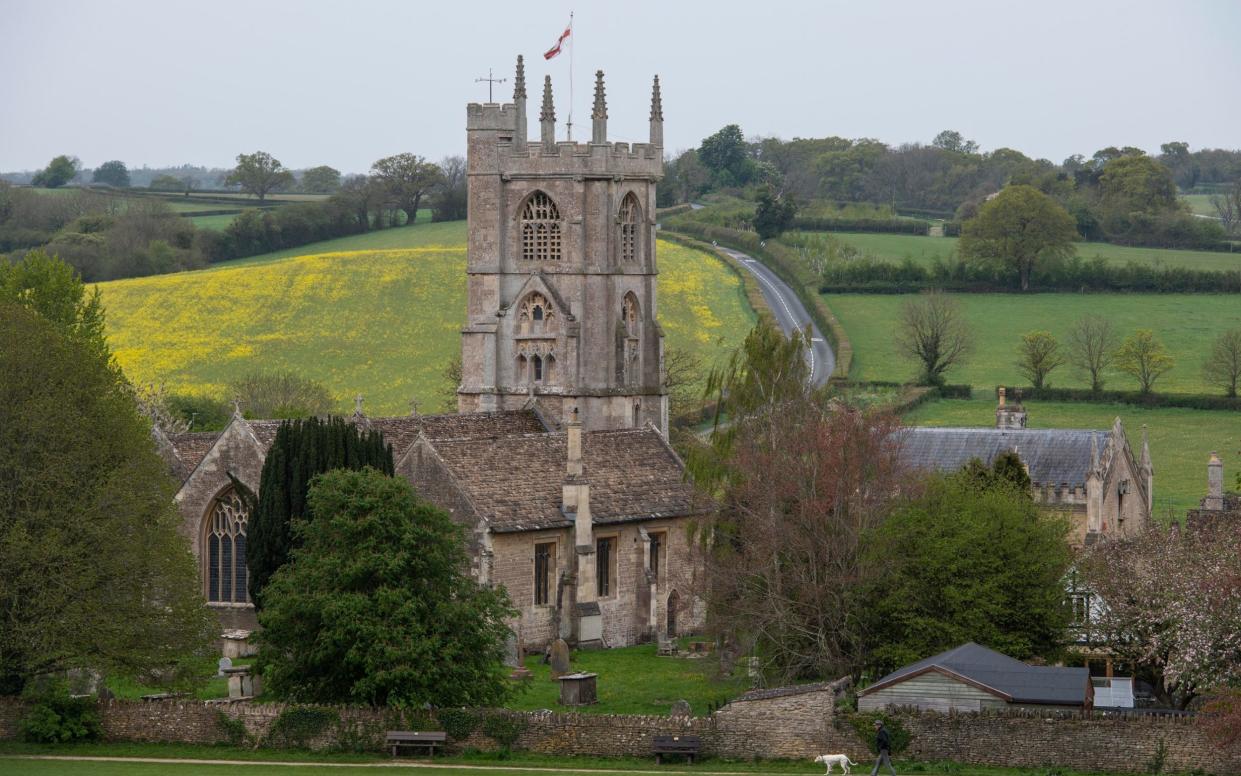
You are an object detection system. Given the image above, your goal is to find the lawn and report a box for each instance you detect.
[818,231,1241,272]
[828,292,1241,394]
[905,397,1241,517]
[507,641,747,716]
[99,229,755,416]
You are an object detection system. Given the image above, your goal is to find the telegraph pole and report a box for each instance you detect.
[475,69,507,102]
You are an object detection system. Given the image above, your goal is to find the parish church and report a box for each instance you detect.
[155,58,709,650]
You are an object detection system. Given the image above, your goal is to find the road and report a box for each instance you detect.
[716,246,835,387]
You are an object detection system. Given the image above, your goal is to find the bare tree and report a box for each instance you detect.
[1211,181,1241,237]
[895,290,974,386]
[663,344,704,421]
[1203,328,1241,398]
[1015,330,1065,389]
[433,155,467,222]
[1068,314,1118,393]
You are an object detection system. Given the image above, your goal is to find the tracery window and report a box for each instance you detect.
[518,293,555,334]
[520,192,562,261]
[619,193,640,264]
[205,488,250,604]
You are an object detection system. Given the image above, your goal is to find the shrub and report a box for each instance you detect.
[264,705,340,749]
[215,710,249,746]
[438,708,480,741]
[18,688,102,744]
[480,712,526,754]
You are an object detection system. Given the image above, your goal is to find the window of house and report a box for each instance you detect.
[619,193,640,264]
[596,536,616,597]
[649,531,665,583]
[520,192,562,261]
[206,488,250,604]
[534,541,555,605]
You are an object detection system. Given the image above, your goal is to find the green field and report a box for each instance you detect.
[817,231,1241,272]
[829,292,1241,394]
[1181,193,1220,217]
[99,223,756,415]
[905,397,1241,516]
[187,213,243,230]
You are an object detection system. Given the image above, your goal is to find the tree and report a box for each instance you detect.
[931,130,979,155]
[1082,524,1241,708]
[895,290,973,386]
[863,469,1071,674]
[370,153,443,226]
[228,370,335,419]
[1015,330,1065,389]
[31,155,79,188]
[959,184,1077,291]
[1068,314,1118,393]
[1098,154,1179,215]
[663,344,704,421]
[0,249,108,363]
[698,124,752,185]
[255,468,515,706]
[225,151,294,201]
[754,186,797,239]
[299,165,341,194]
[707,401,906,684]
[332,175,384,231]
[0,302,214,695]
[1115,329,1174,394]
[149,174,185,192]
[91,160,130,188]
[432,155,467,222]
[1211,180,1241,237]
[1203,328,1241,398]
[246,416,394,606]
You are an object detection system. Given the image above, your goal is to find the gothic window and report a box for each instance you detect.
[621,293,640,337]
[532,354,544,382]
[520,192,562,261]
[534,541,555,605]
[518,293,555,335]
[618,193,640,264]
[649,531,665,583]
[596,536,617,597]
[205,488,250,605]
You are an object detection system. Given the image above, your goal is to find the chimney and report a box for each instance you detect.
[996,386,1027,429]
[540,75,556,150]
[649,75,663,148]
[1206,452,1224,510]
[512,55,527,153]
[591,70,607,144]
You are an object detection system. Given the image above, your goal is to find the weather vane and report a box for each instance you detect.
[475,68,507,102]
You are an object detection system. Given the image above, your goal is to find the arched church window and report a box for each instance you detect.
[619,193,640,264]
[622,293,640,336]
[532,354,544,382]
[521,192,562,261]
[205,488,250,605]
[518,293,555,335]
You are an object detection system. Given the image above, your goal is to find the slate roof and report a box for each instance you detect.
[861,642,1090,706]
[428,427,705,532]
[899,427,1110,487]
[166,432,221,481]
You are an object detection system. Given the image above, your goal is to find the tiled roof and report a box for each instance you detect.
[900,427,1110,487]
[166,431,222,481]
[411,410,547,441]
[862,642,1089,706]
[429,427,705,532]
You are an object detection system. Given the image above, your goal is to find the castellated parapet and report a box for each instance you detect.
[460,57,668,435]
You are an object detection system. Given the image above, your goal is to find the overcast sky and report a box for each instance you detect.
[2,0,1238,173]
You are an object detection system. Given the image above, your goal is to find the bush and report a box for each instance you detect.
[996,384,1241,411]
[480,712,526,754]
[264,705,340,749]
[18,689,102,744]
[215,710,249,746]
[847,713,910,755]
[792,216,930,235]
[437,708,480,741]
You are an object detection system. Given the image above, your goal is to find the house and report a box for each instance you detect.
[858,642,1093,713]
[900,388,1153,545]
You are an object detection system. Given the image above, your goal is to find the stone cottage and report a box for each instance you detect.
[154,59,707,649]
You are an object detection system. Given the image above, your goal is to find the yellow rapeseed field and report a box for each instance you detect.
[100,240,755,415]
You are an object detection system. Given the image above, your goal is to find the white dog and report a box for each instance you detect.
[813,754,856,775]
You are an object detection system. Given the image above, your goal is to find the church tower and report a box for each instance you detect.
[459,56,668,434]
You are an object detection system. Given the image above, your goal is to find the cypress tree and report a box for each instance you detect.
[246,416,394,607]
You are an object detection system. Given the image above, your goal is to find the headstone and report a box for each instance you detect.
[549,638,571,679]
[503,631,521,668]
[217,657,233,677]
[670,699,692,718]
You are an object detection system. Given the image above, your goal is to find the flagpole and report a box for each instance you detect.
[567,10,575,142]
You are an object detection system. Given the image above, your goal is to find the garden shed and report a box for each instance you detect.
[858,642,1092,713]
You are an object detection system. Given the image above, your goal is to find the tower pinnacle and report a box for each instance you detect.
[540,75,556,149]
[591,70,607,143]
[649,75,663,147]
[514,55,526,100]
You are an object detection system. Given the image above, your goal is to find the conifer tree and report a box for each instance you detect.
[246,416,394,607]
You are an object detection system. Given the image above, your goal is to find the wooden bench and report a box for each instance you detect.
[386,730,447,757]
[652,734,701,764]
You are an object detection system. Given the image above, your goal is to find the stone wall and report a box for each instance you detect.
[1,695,1236,774]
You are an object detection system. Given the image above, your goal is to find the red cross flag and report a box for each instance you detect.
[544,21,571,60]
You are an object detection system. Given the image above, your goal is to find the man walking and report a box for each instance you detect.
[870,719,896,776]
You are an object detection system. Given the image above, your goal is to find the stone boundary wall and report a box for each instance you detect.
[0,696,1236,774]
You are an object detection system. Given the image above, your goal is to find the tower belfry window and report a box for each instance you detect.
[521,192,562,261]
[619,193,640,263]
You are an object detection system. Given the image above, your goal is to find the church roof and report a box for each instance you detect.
[166,431,222,481]
[900,427,1111,487]
[427,426,705,532]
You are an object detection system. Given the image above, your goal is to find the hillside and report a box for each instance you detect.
[99,225,756,415]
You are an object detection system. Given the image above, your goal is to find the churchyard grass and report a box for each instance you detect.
[905,397,1241,517]
[819,231,1241,272]
[506,641,749,716]
[829,292,1241,394]
[99,234,754,416]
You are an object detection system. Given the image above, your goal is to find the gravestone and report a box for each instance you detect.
[505,630,532,680]
[670,699,692,718]
[217,657,233,677]
[549,638,572,679]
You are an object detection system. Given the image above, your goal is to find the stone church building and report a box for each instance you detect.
[155,59,708,649]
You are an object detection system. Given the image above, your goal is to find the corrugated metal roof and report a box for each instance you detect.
[900,427,1109,487]
[864,642,1089,706]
